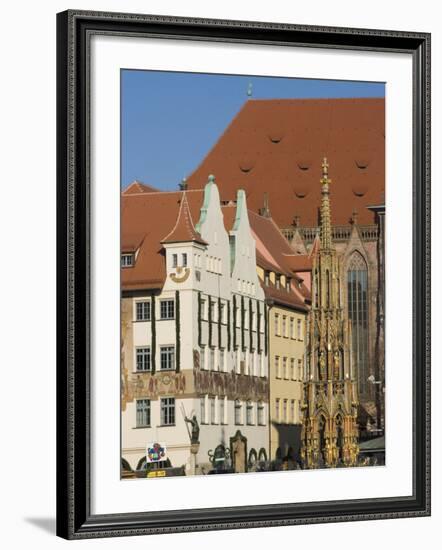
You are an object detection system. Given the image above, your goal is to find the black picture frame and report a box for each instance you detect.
[56,10,431,540]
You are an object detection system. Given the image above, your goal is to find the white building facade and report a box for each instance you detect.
[121,176,269,475]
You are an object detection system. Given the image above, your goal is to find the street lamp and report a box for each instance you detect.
[367,375,385,435]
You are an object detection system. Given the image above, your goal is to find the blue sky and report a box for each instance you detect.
[121,70,385,191]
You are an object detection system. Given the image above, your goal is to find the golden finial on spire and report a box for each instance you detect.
[321,157,332,185]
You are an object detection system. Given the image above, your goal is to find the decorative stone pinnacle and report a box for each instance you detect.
[179,177,188,190]
[208,174,215,183]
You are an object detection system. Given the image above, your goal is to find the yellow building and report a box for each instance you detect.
[249,207,311,464]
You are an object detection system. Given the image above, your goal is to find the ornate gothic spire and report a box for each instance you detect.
[320,157,333,250]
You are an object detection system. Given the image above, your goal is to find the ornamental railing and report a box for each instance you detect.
[281,224,378,244]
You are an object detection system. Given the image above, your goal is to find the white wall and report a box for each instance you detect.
[1,1,440,549]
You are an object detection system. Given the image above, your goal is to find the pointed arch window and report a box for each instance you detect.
[347,251,369,395]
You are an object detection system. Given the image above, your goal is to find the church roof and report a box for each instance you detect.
[186,98,384,227]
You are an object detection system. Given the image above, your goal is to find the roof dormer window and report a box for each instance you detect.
[121,253,134,268]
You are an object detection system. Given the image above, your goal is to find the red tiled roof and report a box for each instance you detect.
[121,190,204,291]
[123,180,160,195]
[161,192,207,245]
[186,98,384,227]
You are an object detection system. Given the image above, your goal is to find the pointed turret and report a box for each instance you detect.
[161,192,207,245]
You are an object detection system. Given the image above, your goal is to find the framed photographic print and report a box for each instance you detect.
[56,10,431,539]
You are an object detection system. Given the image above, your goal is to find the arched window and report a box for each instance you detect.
[347,251,369,396]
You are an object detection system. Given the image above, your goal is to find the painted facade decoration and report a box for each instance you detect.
[121,176,270,474]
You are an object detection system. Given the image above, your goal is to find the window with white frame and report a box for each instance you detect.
[136,399,150,427]
[220,396,226,425]
[258,401,265,425]
[283,356,288,379]
[121,253,134,268]
[201,395,208,424]
[211,300,217,322]
[246,401,254,425]
[220,348,226,372]
[275,355,281,379]
[172,253,178,268]
[182,253,187,267]
[236,348,242,374]
[297,318,303,340]
[282,315,287,337]
[135,301,151,321]
[283,399,288,423]
[260,353,265,377]
[275,398,280,423]
[160,299,174,319]
[160,346,175,370]
[290,399,295,423]
[201,297,207,320]
[298,358,303,381]
[135,347,151,372]
[160,397,175,425]
[274,313,280,336]
[210,396,217,424]
[290,357,296,380]
[234,400,243,425]
[220,302,226,323]
[290,317,295,339]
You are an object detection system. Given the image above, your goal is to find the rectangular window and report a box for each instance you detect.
[283,399,288,423]
[275,356,281,379]
[201,298,207,320]
[135,301,151,321]
[235,400,243,425]
[210,396,217,424]
[290,399,295,423]
[246,401,254,425]
[265,272,270,286]
[258,402,265,425]
[160,397,175,425]
[160,300,175,319]
[297,319,302,340]
[291,358,296,380]
[219,396,226,425]
[136,399,150,427]
[136,347,151,372]
[298,358,303,381]
[220,302,226,323]
[276,275,281,289]
[160,346,175,370]
[283,356,288,379]
[220,348,226,372]
[282,315,287,337]
[121,253,134,267]
[260,353,265,377]
[275,399,280,423]
[290,317,295,339]
[182,253,187,267]
[211,300,217,322]
[172,253,178,268]
[274,313,280,336]
[200,396,207,424]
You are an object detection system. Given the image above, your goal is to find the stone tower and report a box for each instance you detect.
[301,159,359,468]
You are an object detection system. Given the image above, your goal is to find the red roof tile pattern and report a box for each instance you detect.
[161,192,207,245]
[121,190,204,290]
[123,180,160,195]
[186,98,385,227]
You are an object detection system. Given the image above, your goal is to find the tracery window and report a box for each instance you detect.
[347,251,369,395]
